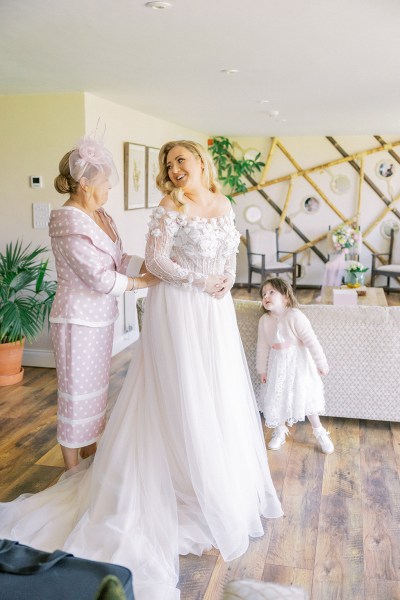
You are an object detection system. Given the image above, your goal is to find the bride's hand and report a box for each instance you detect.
[205,274,234,299]
[213,274,234,299]
[204,274,226,296]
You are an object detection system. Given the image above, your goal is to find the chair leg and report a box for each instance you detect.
[248,270,252,293]
[292,269,296,293]
[387,276,390,294]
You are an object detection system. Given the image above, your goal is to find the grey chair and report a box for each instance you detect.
[370,228,400,293]
[246,228,298,293]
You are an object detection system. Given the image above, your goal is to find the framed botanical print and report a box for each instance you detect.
[124,142,146,210]
[146,146,162,208]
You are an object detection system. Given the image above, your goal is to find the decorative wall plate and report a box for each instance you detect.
[380,219,400,239]
[376,159,395,179]
[330,174,351,194]
[302,196,320,214]
[244,205,262,224]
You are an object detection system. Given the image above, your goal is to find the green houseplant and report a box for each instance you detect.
[208,136,265,201]
[0,241,57,386]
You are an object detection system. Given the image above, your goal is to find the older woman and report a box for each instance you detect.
[50,135,158,469]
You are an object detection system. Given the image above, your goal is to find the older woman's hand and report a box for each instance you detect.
[134,272,160,289]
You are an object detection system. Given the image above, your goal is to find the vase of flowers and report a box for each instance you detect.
[331,223,359,254]
[344,261,368,288]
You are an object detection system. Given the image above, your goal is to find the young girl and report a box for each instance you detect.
[256,277,334,454]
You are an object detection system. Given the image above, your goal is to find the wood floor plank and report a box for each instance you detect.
[391,422,400,474]
[364,578,400,600]
[312,418,364,599]
[35,443,64,467]
[262,564,313,596]
[178,552,219,600]
[360,420,400,582]
[266,421,325,570]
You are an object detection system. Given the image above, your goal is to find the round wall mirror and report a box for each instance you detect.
[302,196,320,214]
[376,160,395,179]
[244,205,262,224]
[331,174,351,194]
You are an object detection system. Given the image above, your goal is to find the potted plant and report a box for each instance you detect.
[0,241,57,386]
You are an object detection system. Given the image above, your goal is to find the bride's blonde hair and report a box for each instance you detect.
[156,140,221,209]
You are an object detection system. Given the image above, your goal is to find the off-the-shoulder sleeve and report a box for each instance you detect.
[145,208,207,290]
[58,235,128,296]
[256,315,271,374]
[291,310,329,371]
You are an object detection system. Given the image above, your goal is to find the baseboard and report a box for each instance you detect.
[112,330,138,356]
[22,348,56,368]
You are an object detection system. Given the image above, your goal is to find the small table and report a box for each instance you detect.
[320,286,388,307]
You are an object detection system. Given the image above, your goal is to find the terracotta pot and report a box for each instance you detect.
[0,338,25,386]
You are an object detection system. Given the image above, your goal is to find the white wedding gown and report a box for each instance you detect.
[0,207,283,599]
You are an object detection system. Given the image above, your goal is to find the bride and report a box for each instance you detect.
[0,140,283,599]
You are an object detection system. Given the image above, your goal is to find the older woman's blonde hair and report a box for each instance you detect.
[156,140,221,208]
[259,277,299,314]
[54,150,80,195]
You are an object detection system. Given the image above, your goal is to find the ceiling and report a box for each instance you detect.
[1,0,400,137]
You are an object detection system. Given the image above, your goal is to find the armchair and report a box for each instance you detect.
[245,228,298,293]
[370,228,400,293]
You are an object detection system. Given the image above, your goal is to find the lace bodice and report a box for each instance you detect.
[145,206,240,291]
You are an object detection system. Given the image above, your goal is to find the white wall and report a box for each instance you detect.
[230,135,400,287]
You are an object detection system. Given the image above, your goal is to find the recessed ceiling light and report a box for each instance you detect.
[268,110,279,118]
[257,99,269,104]
[220,69,239,75]
[145,1,172,9]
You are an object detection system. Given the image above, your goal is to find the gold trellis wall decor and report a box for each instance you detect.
[221,135,400,280]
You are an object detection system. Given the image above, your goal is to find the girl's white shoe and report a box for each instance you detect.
[268,425,289,450]
[313,426,334,454]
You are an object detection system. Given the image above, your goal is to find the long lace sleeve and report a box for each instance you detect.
[145,208,207,290]
[224,246,237,280]
[256,315,270,374]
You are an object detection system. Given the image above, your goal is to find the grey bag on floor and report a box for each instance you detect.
[0,539,134,600]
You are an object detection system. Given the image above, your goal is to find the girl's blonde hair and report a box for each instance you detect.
[260,277,299,313]
[156,140,221,208]
[54,151,80,195]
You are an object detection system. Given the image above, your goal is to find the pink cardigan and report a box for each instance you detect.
[256,308,329,374]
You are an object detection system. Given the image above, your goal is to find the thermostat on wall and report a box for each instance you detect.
[30,175,43,188]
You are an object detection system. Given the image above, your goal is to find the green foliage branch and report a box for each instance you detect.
[208,136,265,202]
[0,241,57,343]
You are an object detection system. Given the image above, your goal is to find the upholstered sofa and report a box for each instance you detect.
[235,299,400,422]
[137,298,400,422]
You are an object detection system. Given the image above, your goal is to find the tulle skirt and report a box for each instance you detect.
[0,283,283,599]
[259,346,325,428]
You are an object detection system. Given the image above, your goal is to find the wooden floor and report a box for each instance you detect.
[1,287,400,599]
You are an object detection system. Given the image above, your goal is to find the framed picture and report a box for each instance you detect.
[124,142,146,210]
[146,147,162,208]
